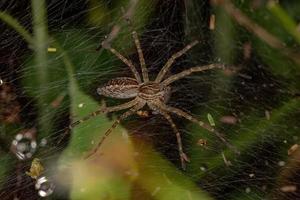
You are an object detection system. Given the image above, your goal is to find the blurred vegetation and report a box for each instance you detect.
[0,0,300,199]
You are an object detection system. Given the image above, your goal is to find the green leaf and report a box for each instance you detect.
[56,45,135,200]
[135,142,213,200]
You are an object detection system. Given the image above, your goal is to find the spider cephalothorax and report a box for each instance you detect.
[68,30,239,169]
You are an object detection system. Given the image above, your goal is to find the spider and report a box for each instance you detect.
[68,31,239,169]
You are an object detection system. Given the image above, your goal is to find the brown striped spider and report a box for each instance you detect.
[69,31,239,169]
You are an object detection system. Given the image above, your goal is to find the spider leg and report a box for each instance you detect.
[159,104,240,154]
[159,110,190,170]
[58,99,138,144]
[84,102,145,159]
[132,31,149,82]
[102,43,142,83]
[162,64,225,86]
[155,40,199,83]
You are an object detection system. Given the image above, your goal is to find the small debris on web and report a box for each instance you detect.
[50,93,65,108]
[245,187,251,193]
[238,73,252,80]
[222,152,232,167]
[280,185,297,193]
[26,158,44,179]
[243,42,252,60]
[200,165,207,172]
[265,110,271,120]
[288,144,299,155]
[278,161,285,167]
[220,115,238,125]
[78,103,84,108]
[40,138,47,147]
[209,14,215,30]
[207,113,215,126]
[47,47,57,52]
[197,139,207,147]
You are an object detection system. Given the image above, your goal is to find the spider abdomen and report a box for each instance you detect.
[97,77,139,99]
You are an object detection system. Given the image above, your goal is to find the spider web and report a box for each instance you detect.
[0,0,300,199]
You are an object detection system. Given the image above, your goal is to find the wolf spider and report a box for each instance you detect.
[69,31,238,169]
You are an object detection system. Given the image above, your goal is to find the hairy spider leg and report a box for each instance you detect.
[162,64,225,86]
[57,99,138,144]
[84,102,145,159]
[160,104,240,155]
[155,40,199,83]
[160,110,190,169]
[132,31,149,82]
[102,44,142,83]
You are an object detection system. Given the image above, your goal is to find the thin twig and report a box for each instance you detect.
[0,11,34,45]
